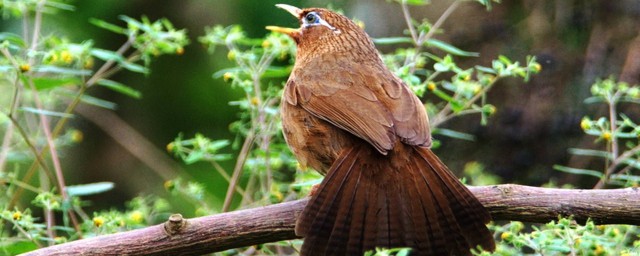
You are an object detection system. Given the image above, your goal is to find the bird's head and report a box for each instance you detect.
[267,4,378,61]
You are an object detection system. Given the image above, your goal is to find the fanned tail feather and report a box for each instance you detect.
[296,144,495,255]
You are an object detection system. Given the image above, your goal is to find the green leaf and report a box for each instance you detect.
[0,240,38,255]
[33,77,81,90]
[97,79,142,99]
[553,165,604,178]
[32,65,92,76]
[372,37,413,45]
[91,48,122,61]
[567,148,612,159]
[433,128,476,141]
[90,18,127,34]
[610,173,640,182]
[398,0,430,6]
[120,60,149,74]
[79,94,118,110]
[66,182,115,196]
[0,65,13,72]
[425,39,479,57]
[19,107,75,118]
[262,66,292,78]
[91,49,149,74]
[0,32,26,48]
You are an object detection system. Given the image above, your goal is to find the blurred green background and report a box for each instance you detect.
[3,0,639,215]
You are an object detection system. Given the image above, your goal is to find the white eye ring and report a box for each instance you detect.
[302,12,340,33]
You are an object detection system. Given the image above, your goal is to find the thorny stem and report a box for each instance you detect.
[222,131,255,212]
[221,43,280,210]
[28,0,46,66]
[11,218,44,248]
[401,0,462,73]
[594,91,622,189]
[432,76,498,127]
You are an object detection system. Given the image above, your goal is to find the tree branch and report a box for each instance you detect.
[22,184,640,256]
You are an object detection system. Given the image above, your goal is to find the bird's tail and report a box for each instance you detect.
[295,143,495,255]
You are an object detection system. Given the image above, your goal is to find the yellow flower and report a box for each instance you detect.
[176,47,184,55]
[19,64,30,73]
[93,216,105,227]
[12,211,22,221]
[602,131,612,141]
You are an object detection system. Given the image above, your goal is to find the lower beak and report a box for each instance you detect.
[265,26,300,37]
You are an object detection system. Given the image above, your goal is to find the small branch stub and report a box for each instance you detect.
[164,213,187,235]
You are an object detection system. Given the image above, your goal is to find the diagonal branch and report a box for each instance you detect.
[21,184,640,256]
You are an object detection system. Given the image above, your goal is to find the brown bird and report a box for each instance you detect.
[267,4,495,255]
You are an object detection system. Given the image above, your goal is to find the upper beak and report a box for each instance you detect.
[266,4,302,38]
[275,4,302,17]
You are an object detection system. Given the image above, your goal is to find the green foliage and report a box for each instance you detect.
[554,78,640,188]
[0,0,187,252]
[486,218,639,256]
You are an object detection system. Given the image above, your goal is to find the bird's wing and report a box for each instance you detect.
[285,57,431,154]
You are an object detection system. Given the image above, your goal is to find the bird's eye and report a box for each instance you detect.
[304,12,319,24]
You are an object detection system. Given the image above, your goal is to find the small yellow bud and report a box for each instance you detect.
[354,20,365,29]
[19,64,30,73]
[12,211,22,221]
[534,63,542,72]
[60,50,73,64]
[602,131,612,141]
[574,238,581,246]
[83,57,94,69]
[54,236,67,244]
[261,40,271,48]
[176,47,184,55]
[48,53,59,63]
[594,245,604,255]
[500,232,512,241]
[164,180,175,191]
[166,142,175,153]
[223,72,233,82]
[427,82,437,91]
[130,211,144,223]
[485,105,497,115]
[472,84,481,94]
[227,50,236,61]
[464,74,471,81]
[70,130,83,143]
[250,97,260,106]
[580,118,591,130]
[93,216,105,227]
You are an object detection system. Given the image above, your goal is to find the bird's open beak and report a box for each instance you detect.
[266,4,302,38]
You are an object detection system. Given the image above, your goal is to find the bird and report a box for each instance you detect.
[267,4,495,256]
